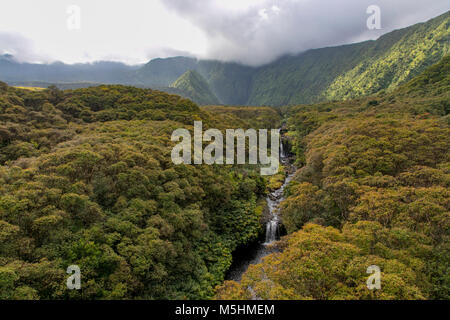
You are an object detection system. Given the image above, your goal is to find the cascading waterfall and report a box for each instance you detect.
[263,134,290,245]
[226,131,295,281]
[265,220,279,244]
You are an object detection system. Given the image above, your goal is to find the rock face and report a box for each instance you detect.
[260,202,271,226]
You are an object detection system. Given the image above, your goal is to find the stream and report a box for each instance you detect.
[225,137,295,282]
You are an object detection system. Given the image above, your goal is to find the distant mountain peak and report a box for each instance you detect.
[170,70,220,105]
[0,53,14,61]
[0,11,448,106]
[171,70,201,82]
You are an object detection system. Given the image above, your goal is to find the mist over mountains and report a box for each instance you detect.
[1,11,449,106]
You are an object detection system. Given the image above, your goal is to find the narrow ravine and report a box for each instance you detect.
[226,134,295,282]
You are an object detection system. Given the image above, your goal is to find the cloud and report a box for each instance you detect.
[161,0,450,66]
[0,32,51,63]
[0,1,448,65]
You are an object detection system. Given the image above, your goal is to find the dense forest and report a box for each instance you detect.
[0,48,448,301]
[215,55,449,300]
[0,82,283,299]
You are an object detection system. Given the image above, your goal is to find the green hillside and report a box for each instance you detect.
[135,56,198,87]
[216,56,450,300]
[196,61,255,106]
[248,10,450,105]
[170,70,220,105]
[135,11,449,106]
[2,11,448,107]
[323,12,450,101]
[394,54,450,100]
[0,82,281,300]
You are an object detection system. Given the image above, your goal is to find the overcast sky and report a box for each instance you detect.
[0,0,448,66]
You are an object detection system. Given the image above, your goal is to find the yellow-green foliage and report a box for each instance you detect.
[0,82,272,300]
[202,105,281,129]
[215,223,428,300]
[216,56,450,300]
[267,166,286,191]
[13,86,45,92]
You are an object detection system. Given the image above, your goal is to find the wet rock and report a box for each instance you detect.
[268,193,278,201]
[260,201,271,225]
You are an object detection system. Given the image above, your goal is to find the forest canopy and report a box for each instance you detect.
[0,55,448,301]
[0,83,280,299]
[215,56,450,300]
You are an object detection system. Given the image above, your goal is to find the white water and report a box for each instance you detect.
[263,136,292,245]
[226,136,295,281]
[263,170,294,246]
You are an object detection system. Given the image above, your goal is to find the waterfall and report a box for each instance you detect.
[265,220,278,244]
[225,129,295,281]
[263,135,288,245]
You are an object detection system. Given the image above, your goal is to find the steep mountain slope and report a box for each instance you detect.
[135,56,198,87]
[216,55,450,301]
[323,11,450,101]
[1,11,448,106]
[135,11,449,106]
[135,58,254,105]
[394,54,450,100]
[248,10,449,105]
[247,41,375,106]
[196,61,255,106]
[170,70,220,105]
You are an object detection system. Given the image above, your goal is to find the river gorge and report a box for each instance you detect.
[226,135,295,282]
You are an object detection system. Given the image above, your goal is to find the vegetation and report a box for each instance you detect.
[170,70,220,106]
[215,56,449,300]
[2,11,448,107]
[248,11,449,106]
[0,83,280,299]
[0,23,448,301]
[201,105,281,130]
[12,87,45,92]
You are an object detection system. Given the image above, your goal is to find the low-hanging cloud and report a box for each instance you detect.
[162,0,450,66]
[0,32,50,63]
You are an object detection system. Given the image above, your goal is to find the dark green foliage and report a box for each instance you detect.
[249,11,449,106]
[136,56,199,87]
[279,56,450,299]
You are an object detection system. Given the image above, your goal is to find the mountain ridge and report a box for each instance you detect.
[1,10,449,106]
[170,70,220,105]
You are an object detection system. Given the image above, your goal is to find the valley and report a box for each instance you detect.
[0,6,448,301]
[215,55,450,300]
[2,11,448,107]
[0,54,448,300]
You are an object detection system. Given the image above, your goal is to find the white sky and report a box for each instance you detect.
[0,0,448,65]
[0,0,209,64]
